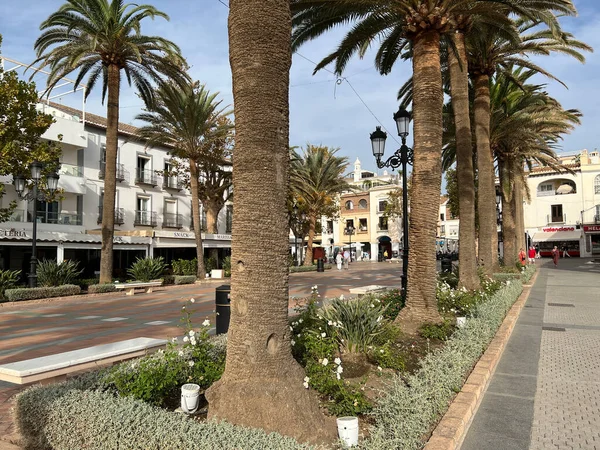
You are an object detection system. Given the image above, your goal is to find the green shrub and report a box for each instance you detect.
[290,264,332,273]
[204,255,217,273]
[321,296,388,353]
[5,285,81,302]
[37,259,83,287]
[162,274,175,285]
[438,272,459,289]
[222,255,231,277]
[0,269,21,300]
[362,280,524,449]
[369,340,406,371]
[377,289,405,320]
[521,265,536,283]
[127,257,166,282]
[174,275,196,285]
[75,278,99,290]
[436,280,487,317]
[419,320,455,341]
[44,390,312,450]
[171,258,197,276]
[87,284,117,294]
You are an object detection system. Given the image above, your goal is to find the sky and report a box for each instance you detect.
[1,0,599,180]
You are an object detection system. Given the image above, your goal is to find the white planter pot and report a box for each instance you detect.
[456,316,467,328]
[181,383,200,414]
[337,416,359,447]
[211,269,224,279]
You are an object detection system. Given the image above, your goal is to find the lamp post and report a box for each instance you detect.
[292,203,306,266]
[13,162,60,287]
[344,225,355,262]
[370,107,412,295]
[496,189,503,255]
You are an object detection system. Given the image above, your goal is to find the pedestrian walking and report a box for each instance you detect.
[551,246,560,267]
[562,245,571,258]
[528,246,536,264]
[535,244,540,259]
[383,250,388,259]
[343,250,350,269]
[518,248,527,267]
[335,252,343,270]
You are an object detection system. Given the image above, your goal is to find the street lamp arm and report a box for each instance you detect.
[376,143,413,170]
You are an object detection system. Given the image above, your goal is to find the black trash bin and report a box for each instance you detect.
[441,256,452,273]
[316,258,325,272]
[215,285,231,335]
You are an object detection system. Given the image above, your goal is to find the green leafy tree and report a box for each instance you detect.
[0,38,62,221]
[136,82,232,279]
[290,145,352,265]
[32,0,187,283]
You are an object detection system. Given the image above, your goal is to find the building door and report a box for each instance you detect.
[137,197,150,224]
[551,204,563,223]
[591,235,600,255]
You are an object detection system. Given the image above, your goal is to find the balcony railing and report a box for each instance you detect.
[163,213,183,229]
[97,207,125,225]
[7,209,26,222]
[595,215,600,224]
[59,163,83,177]
[99,162,128,182]
[190,217,207,232]
[22,211,83,225]
[163,176,183,190]
[537,190,556,197]
[134,210,158,227]
[136,169,158,187]
[547,214,566,224]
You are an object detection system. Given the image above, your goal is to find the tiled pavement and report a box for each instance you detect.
[0,262,403,447]
[461,258,600,450]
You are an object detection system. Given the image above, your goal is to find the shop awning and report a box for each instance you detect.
[532,231,581,242]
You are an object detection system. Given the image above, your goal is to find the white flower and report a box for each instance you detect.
[377,366,382,371]
[336,373,341,380]
[317,295,321,298]
[290,326,293,331]
[202,319,210,327]
[370,303,375,308]
[291,339,296,346]
[341,339,344,343]
[190,337,197,346]
[303,381,309,389]
[507,280,511,286]
[178,350,184,357]
[304,376,310,382]
[312,285,318,290]
[377,316,383,322]
[171,337,178,343]
[189,330,195,337]
[321,332,326,338]
[328,320,333,326]
[190,298,195,303]
[322,358,329,366]
[339,294,345,300]
[183,336,189,342]
[336,365,343,374]
[380,349,384,354]
[297,333,301,337]
[334,357,342,365]
[188,361,195,367]
[298,319,303,324]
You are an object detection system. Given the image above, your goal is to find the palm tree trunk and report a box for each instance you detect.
[515,173,526,250]
[189,160,206,279]
[99,64,119,284]
[448,32,480,291]
[206,201,221,233]
[303,213,316,265]
[205,0,335,443]
[396,30,444,331]
[502,192,517,267]
[473,72,499,276]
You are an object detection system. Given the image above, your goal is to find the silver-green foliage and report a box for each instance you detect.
[5,284,81,302]
[44,390,313,450]
[174,275,197,285]
[37,259,83,287]
[320,296,387,353]
[127,257,167,282]
[87,283,117,294]
[361,280,524,449]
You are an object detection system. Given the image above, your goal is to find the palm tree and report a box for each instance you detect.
[205,0,335,443]
[136,82,231,279]
[467,17,590,274]
[290,145,352,266]
[33,0,187,283]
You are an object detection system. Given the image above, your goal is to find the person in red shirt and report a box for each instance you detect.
[518,248,527,267]
[528,246,536,264]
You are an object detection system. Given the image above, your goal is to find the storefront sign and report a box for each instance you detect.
[583,225,600,232]
[154,230,194,239]
[0,229,27,238]
[542,227,575,232]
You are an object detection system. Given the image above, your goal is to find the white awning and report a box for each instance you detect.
[532,231,581,242]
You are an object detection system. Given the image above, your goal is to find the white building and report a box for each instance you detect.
[437,196,459,252]
[0,101,232,278]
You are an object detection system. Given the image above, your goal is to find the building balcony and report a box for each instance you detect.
[163,213,183,229]
[7,209,83,226]
[190,218,207,232]
[547,214,566,224]
[59,163,83,178]
[99,162,128,182]
[135,169,158,187]
[163,176,183,191]
[97,207,125,225]
[134,210,157,227]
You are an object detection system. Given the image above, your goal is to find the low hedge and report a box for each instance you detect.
[493,265,536,284]
[361,280,524,449]
[290,264,332,273]
[5,284,81,302]
[87,284,117,294]
[174,275,196,285]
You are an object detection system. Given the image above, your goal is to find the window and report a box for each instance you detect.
[359,218,368,231]
[551,204,563,223]
[345,200,354,210]
[595,175,600,194]
[378,217,388,231]
[440,225,446,234]
[326,220,333,234]
[345,219,354,233]
[540,184,554,192]
[378,200,388,212]
[440,213,445,222]
[226,205,233,233]
[358,199,368,209]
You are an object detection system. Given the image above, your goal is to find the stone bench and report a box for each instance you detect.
[387,258,401,263]
[114,281,162,296]
[0,337,167,385]
[349,285,389,296]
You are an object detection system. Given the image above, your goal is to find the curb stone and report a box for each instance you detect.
[424,269,539,450]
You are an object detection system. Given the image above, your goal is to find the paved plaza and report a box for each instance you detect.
[461,258,600,450]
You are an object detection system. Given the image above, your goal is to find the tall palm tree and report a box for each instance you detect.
[205,0,335,443]
[136,82,231,279]
[290,145,352,266]
[32,0,186,283]
[467,17,590,274]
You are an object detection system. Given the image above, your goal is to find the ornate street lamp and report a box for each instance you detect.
[370,107,412,295]
[13,162,60,287]
[344,225,355,262]
[496,189,503,251]
[292,203,306,266]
